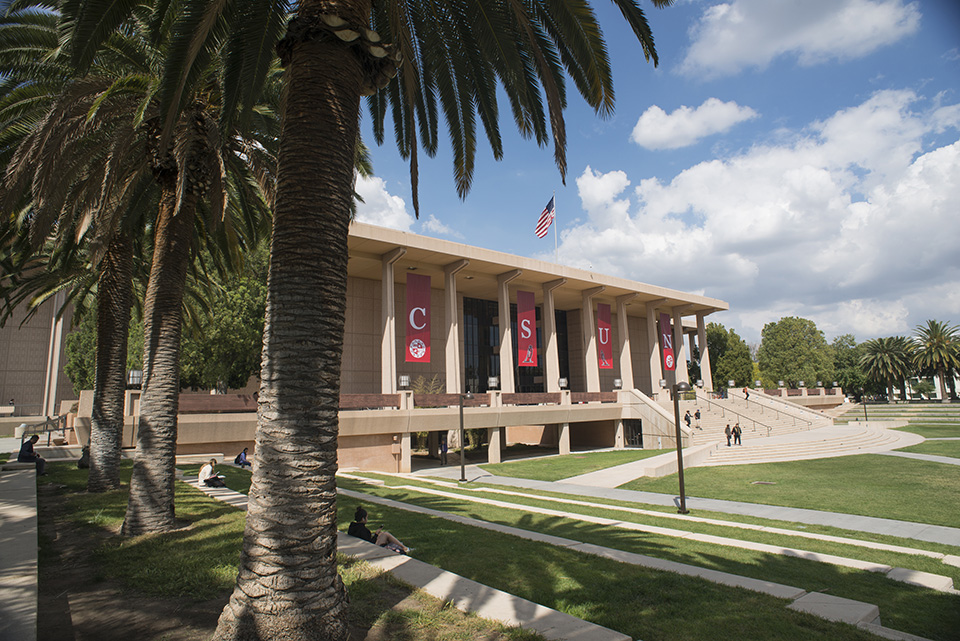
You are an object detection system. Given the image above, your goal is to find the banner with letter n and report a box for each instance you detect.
[597,303,613,370]
[659,311,675,371]
[517,290,538,367]
[405,273,431,363]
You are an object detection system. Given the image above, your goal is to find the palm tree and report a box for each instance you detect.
[860,336,914,402]
[913,320,960,402]
[67,1,672,637]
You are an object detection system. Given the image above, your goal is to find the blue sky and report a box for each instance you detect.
[354,0,960,347]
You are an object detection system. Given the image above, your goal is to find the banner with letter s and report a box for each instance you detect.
[517,290,537,367]
[405,273,431,363]
[597,303,613,370]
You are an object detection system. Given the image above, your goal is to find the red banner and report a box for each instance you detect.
[517,291,537,367]
[659,311,675,371]
[405,273,431,363]
[597,303,613,370]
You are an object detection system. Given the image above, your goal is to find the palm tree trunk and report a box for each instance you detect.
[122,183,196,535]
[214,3,368,638]
[937,367,949,403]
[88,232,134,492]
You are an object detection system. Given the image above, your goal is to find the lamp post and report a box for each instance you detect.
[459,391,473,482]
[861,387,868,422]
[672,380,692,514]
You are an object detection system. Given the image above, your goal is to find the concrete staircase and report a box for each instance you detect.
[700,422,923,467]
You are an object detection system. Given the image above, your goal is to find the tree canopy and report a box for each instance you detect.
[757,317,834,388]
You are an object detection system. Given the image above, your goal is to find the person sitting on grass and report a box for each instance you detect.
[234,447,252,468]
[198,458,226,487]
[347,506,411,554]
[18,434,46,475]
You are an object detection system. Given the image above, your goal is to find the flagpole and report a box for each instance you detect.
[553,191,558,263]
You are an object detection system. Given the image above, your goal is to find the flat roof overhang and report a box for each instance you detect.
[348,222,728,316]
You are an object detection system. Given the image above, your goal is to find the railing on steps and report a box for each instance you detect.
[693,391,774,436]
[17,414,69,446]
[726,389,820,429]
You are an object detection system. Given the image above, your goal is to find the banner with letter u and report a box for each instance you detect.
[405,273,431,363]
[659,311,675,371]
[597,303,613,370]
[517,290,537,367]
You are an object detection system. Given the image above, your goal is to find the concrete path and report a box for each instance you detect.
[415,465,960,547]
[878,451,960,466]
[0,469,38,641]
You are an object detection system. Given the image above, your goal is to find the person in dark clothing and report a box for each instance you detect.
[348,506,410,554]
[440,436,448,466]
[18,434,46,475]
[732,423,742,445]
[683,411,692,428]
[234,447,252,468]
[724,424,732,447]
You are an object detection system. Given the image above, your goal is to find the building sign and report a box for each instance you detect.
[659,311,675,371]
[405,273,431,363]
[597,303,613,370]
[517,291,537,367]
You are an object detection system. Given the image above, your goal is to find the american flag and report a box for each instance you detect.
[535,196,555,238]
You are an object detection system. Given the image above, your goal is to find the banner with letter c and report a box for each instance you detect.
[405,273,431,363]
[597,303,613,370]
[659,311,675,371]
[517,290,537,367]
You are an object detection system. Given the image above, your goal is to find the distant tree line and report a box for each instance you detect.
[699,317,959,402]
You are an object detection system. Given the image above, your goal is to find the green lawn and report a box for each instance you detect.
[340,478,958,641]
[178,462,253,494]
[480,448,670,481]
[618,454,960,528]
[896,423,960,438]
[898,440,960,459]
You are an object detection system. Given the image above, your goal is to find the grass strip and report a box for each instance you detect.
[896,424,960,438]
[338,480,957,641]
[480,448,670,481]
[897,440,960,458]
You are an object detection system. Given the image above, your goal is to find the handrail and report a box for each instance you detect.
[694,391,772,436]
[19,415,68,446]
[742,391,816,427]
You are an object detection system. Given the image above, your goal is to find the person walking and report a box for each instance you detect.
[724,424,732,447]
[439,435,448,466]
[694,408,701,430]
[684,411,692,428]
[733,423,742,445]
[743,386,750,402]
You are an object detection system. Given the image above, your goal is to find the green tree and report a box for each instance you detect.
[758,317,835,388]
[71,1,672,637]
[180,252,268,392]
[832,333,864,395]
[714,328,753,388]
[913,319,959,402]
[860,336,914,402]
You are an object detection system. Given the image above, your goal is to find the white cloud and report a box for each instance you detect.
[630,98,758,149]
[421,214,464,239]
[681,0,921,77]
[560,90,960,343]
[354,175,415,231]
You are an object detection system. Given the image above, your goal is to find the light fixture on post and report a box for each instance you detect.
[659,379,667,389]
[798,381,805,388]
[672,380,692,514]
[728,380,735,388]
[755,380,761,388]
[817,381,823,388]
[459,390,474,483]
[398,375,410,390]
[126,369,143,388]
[487,376,499,390]
[696,379,703,389]
[613,379,623,390]
[778,380,785,388]
[558,378,568,390]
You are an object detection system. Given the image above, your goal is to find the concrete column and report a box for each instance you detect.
[672,305,692,385]
[616,293,638,390]
[497,269,522,393]
[542,279,566,392]
[42,291,67,416]
[399,432,412,473]
[581,286,605,393]
[615,419,625,449]
[697,312,713,392]
[558,422,571,455]
[645,298,666,399]
[428,431,439,458]
[487,427,502,464]
[444,259,469,393]
[380,248,406,393]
